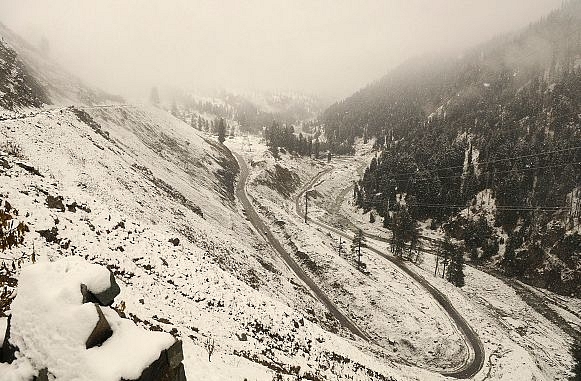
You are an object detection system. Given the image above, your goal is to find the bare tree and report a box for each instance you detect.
[204,337,215,362]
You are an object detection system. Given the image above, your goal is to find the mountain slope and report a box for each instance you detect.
[0,32,48,110]
[321,1,581,296]
[0,22,122,108]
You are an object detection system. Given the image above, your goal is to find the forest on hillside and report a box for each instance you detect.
[322,1,581,295]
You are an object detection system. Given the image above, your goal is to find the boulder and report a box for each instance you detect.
[125,340,186,381]
[81,271,120,306]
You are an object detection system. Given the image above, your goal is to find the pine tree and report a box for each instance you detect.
[391,208,419,258]
[313,139,320,158]
[383,213,391,229]
[503,236,519,277]
[351,229,366,267]
[571,341,581,381]
[369,212,376,223]
[437,235,455,278]
[217,118,226,143]
[446,244,465,287]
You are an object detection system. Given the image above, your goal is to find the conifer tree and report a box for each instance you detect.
[351,229,366,267]
[217,118,226,143]
[503,235,519,277]
[447,245,466,287]
[571,341,581,381]
[437,235,455,278]
[314,139,320,158]
[391,208,419,258]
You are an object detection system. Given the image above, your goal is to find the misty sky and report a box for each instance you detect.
[0,0,563,101]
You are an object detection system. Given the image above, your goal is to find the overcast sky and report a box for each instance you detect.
[0,0,563,101]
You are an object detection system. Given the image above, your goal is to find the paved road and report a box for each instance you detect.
[296,167,485,379]
[231,151,370,341]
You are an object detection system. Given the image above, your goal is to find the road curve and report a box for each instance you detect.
[296,167,485,379]
[231,151,370,342]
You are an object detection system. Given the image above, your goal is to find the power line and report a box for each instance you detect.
[376,146,581,180]
[387,161,581,183]
[407,203,570,211]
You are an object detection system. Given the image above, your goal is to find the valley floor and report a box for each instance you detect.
[227,136,578,381]
[0,105,577,380]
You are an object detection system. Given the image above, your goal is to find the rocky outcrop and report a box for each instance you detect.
[0,259,187,381]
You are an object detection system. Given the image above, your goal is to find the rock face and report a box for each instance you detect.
[1,315,16,363]
[85,305,113,349]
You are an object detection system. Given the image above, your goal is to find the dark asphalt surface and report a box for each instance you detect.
[295,167,485,379]
[232,151,370,341]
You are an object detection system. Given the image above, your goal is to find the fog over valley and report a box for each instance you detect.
[0,0,563,100]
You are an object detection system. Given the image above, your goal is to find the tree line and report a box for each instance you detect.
[263,121,326,159]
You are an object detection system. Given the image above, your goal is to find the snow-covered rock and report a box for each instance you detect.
[2,258,183,381]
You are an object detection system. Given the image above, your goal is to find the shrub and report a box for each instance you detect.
[0,141,24,158]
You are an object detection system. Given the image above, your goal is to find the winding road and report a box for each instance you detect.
[296,166,485,379]
[232,151,370,341]
[231,149,484,379]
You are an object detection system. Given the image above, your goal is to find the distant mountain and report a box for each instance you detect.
[0,22,123,109]
[323,1,581,295]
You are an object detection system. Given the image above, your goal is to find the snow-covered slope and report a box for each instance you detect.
[0,32,48,111]
[0,101,435,380]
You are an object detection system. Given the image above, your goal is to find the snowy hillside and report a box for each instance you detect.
[0,102,434,380]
